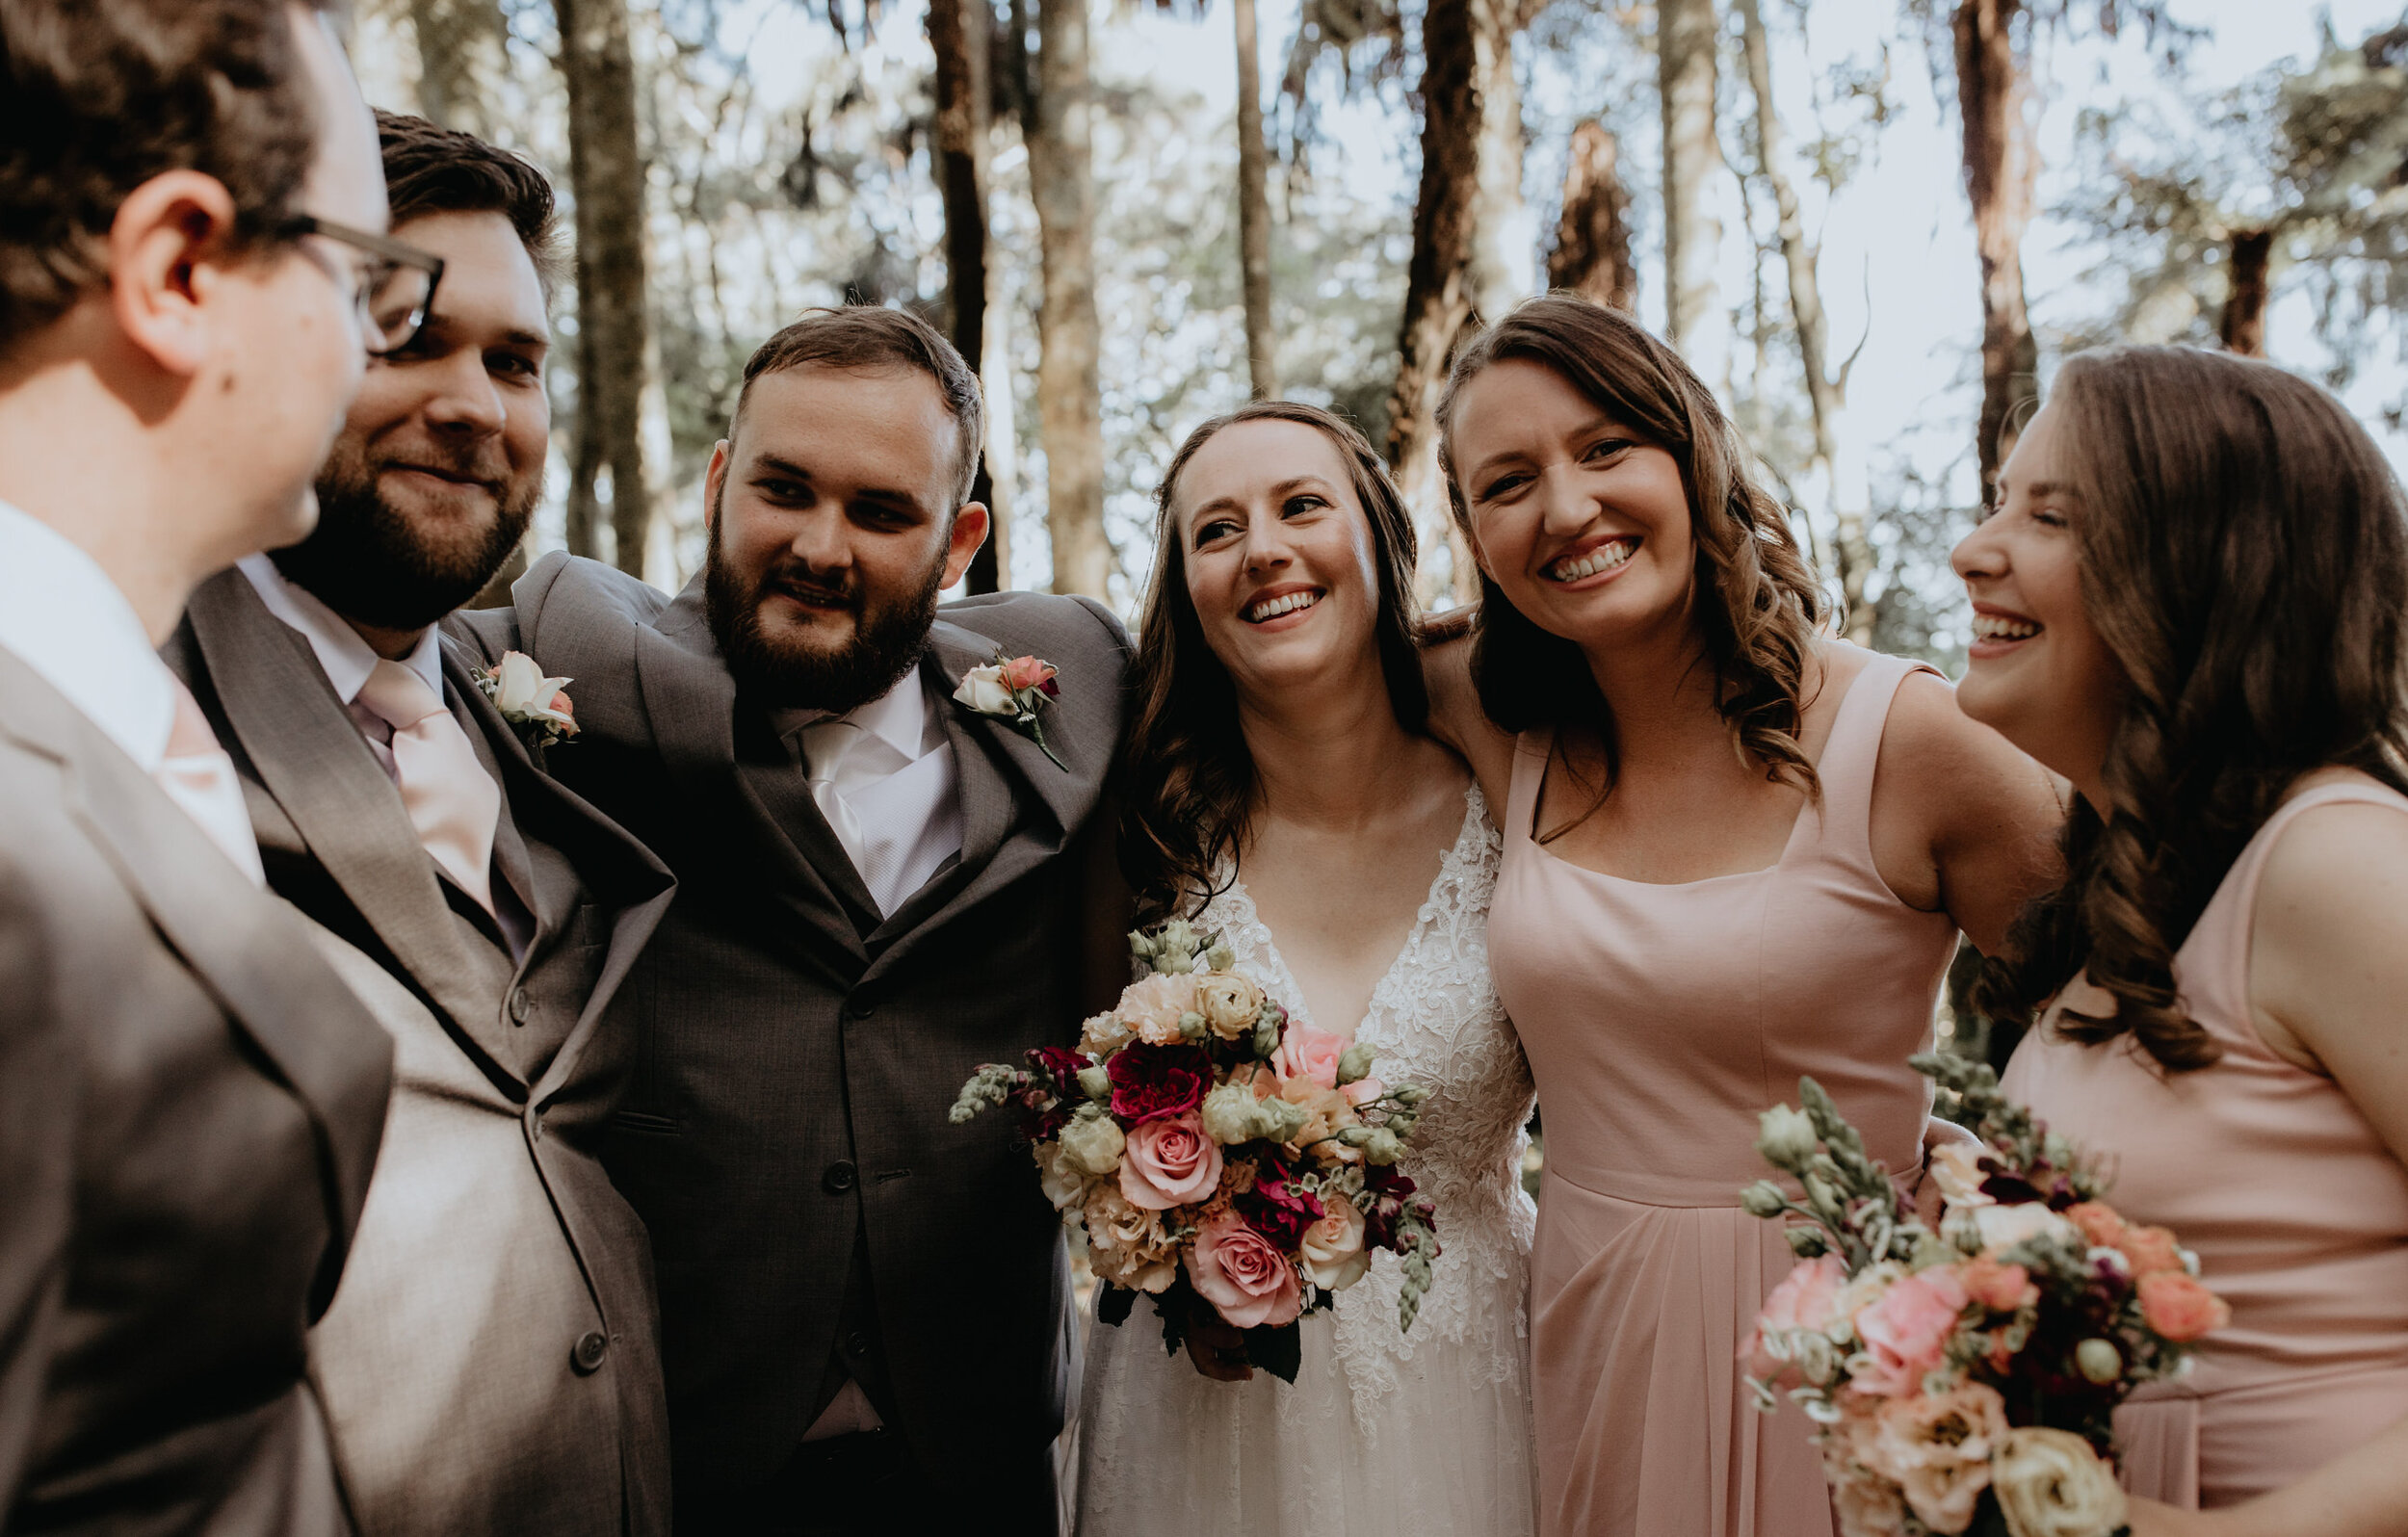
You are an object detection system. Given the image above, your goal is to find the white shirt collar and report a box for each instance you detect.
[238,554,445,705]
[774,665,935,767]
[0,498,175,770]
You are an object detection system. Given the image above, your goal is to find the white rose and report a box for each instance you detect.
[1299,1199,1370,1290]
[1057,1109,1126,1176]
[954,665,1017,716]
[1975,1202,2078,1254]
[1199,1081,1267,1145]
[1034,1141,1091,1211]
[1990,1427,2129,1537]
[1192,971,1267,1041]
[493,650,575,725]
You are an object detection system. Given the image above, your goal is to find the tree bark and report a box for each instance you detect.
[1736,0,1871,640]
[1234,0,1279,400]
[2220,227,2273,357]
[1952,0,2038,508]
[1658,0,1722,367]
[930,0,1006,592]
[407,0,508,135]
[556,0,658,575]
[1547,120,1636,312]
[1027,0,1109,598]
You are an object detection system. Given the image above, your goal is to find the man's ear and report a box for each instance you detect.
[107,170,245,379]
[942,502,991,590]
[701,440,731,528]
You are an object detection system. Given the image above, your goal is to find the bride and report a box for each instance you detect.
[1073,401,1538,1535]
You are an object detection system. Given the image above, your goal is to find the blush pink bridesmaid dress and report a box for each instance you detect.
[2002,774,2408,1509]
[1490,651,1961,1537]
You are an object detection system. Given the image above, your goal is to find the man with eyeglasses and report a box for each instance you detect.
[0,3,409,1534]
[163,112,675,1537]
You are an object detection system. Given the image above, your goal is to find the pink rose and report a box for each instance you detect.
[1959,1257,2037,1314]
[1744,1253,1846,1381]
[2137,1270,2229,1342]
[1187,1209,1304,1329]
[998,654,1057,693]
[1274,1023,1348,1089]
[1117,1113,1224,1210]
[1340,1075,1386,1107]
[1851,1266,1970,1397]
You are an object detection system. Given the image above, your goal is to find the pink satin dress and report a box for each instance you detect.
[2002,775,2408,1509]
[1491,651,1960,1537]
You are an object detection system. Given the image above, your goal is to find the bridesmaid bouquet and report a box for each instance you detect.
[1739,1055,2230,1537]
[949,919,1441,1381]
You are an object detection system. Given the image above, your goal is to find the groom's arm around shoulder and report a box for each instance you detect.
[446,550,674,743]
[941,587,1133,669]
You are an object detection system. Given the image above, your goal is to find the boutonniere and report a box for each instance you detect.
[953,650,1066,769]
[473,650,579,752]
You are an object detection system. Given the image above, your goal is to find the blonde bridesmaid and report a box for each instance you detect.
[1422,295,2065,1537]
[1954,345,2408,1535]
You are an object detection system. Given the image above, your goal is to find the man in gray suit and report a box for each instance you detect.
[0,3,402,1531]
[165,113,677,1537]
[454,306,1131,1533]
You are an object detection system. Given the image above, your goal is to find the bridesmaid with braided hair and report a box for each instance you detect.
[1958,346,2408,1534]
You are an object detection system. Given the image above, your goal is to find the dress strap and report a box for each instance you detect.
[1802,649,1938,877]
[1504,727,1553,850]
[2177,776,2408,1044]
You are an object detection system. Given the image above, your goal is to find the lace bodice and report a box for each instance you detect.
[1199,784,1537,1434]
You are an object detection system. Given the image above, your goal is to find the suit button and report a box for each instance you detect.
[846,1330,873,1357]
[844,1002,876,1022]
[823,1159,858,1194]
[570,1331,609,1374]
[508,987,530,1025]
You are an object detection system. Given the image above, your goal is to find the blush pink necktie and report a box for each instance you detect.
[355,659,500,917]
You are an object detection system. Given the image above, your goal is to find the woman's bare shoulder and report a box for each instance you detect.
[1417,625,1517,809]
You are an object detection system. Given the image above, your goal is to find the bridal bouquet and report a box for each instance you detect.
[949,919,1440,1381]
[1740,1055,2230,1537]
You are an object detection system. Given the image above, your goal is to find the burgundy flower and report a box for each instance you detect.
[1236,1167,1324,1248]
[1106,1043,1212,1125]
[1362,1166,1421,1251]
[1027,1046,1091,1093]
[1006,1079,1070,1142]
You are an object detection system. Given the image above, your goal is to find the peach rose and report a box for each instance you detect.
[1852,1266,1970,1398]
[1085,1185,1178,1293]
[1959,1257,2038,1314]
[1279,1078,1361,1159]
[1273,1023,1348,1089]
[997,654,1057,692]
[1188,1209,1304,1329]
[1118,973,1199,1047]
[1866,1382,2008,1533]
[2065,1201,2127,1250]
[1298,1198,1370,1290]
[1117,1113,1224,1211]
[2137,1270,2230,1342]
[2113,1224,2186,1279]
[1928,1140,1995,1209]
[1744,1253,1846,1382]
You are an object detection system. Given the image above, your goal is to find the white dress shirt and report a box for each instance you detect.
[0,500,262,884]
[775,668,965,919]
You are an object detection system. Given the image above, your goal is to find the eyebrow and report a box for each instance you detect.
[749,453,929,513]
[2004,479,2077,501]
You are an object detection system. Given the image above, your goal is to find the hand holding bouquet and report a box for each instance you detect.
[1740,1055,2229,1537]
[949,920,1441,1381]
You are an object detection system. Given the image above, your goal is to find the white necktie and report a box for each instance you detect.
[156,675,266,887]
[355,660,501,917]
[798,719,873,901]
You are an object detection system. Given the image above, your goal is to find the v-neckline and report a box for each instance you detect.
[1218,783,1484,1048]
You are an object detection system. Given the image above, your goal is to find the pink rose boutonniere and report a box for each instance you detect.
[474,650,577,752]
[953,649,1066,769]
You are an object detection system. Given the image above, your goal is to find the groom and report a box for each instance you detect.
[452,305,1130,1532]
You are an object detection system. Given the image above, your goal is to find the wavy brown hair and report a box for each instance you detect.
[1434,294,1826,833]
[1119,401,1426,922]
[1973,346,2408,1073]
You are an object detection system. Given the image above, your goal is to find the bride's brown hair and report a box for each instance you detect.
[1434,294,1826,833]
[1118,401,1426,923]
[1974,345,2408,1073]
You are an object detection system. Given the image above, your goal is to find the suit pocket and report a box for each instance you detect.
[610,1108,681,1136]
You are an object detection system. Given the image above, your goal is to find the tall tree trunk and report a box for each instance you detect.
[1027,0,1109,598]
[1386,0,1510,567]
[1547,121,1636,312]
[1466,21,1531,327]
[2220,227,2273,357]
[1658,0,1722,377]
[1737,0,1871,640]
[1234,0,1279,400]
[931,0,1006,592]
[557,0,658,574]
[1953,0,2038,508]
[407,0,508,135]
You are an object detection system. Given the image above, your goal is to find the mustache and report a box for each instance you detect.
[757,560,860,610]
[377,442,510,488]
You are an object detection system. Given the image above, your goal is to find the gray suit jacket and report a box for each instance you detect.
[450,553,1131,1523]
[0,644,393,1535]
[166,570,677,1537]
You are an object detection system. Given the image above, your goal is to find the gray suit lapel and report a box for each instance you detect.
[184,571,524,1081]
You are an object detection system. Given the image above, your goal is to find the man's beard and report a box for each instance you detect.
[274,449,537,630]
[702,502,947,715]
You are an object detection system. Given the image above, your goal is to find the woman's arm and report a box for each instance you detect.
[2126,1414,2408,1537]
[1417,626,1517,816]
[1871,671,2068,954]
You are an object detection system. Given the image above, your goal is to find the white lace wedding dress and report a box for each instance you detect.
[1072,785,1539,1536]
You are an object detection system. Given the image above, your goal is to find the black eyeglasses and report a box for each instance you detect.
[277,215,447,356]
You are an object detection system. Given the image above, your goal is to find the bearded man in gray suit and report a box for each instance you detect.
[453,305,1131,1534]
[163,114,676,1537]
[0,3,400,1531]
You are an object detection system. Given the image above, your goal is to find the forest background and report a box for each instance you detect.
[369,0,2408,671]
